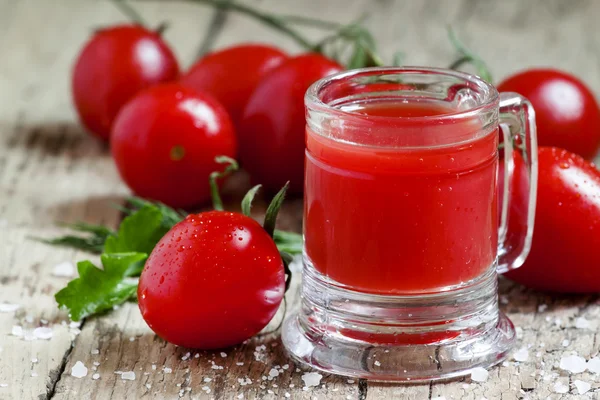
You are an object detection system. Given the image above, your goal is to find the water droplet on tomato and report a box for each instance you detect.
[559,162,570,169]
[159,276,164,284]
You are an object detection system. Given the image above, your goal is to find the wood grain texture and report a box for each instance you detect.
[1,0,600,399]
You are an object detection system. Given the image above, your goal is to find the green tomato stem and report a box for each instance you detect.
[209,156,239,211]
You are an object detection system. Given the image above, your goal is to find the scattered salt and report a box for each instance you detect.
[267,389,274,394]
[129,337,135,342]
[268,368,280,379]
[513,347,529,362]
[575,317,591,329]
[537,304,548,312]
[560,354,587,373]
[91,349,99,355]
[0,303,20,313]
[145,383,151,389]
[301,372,323,388]
[562,339,570,347]
[33,327,53,340]
[25,315,34,323]
[0,384,7,388]
[236,362,244,366]
[347,379,355,384]
[374,360,381,366]
[121,371,135,381]
[553,381,569,394]
[31,358,38,363]
[237,394,244,399]
[52,261,75,277]
[151,364,156,370]
[31,372,38,377]
[282,364,289,370]
[285,393,291,398]
[181,352,190,361]
[194,353,200,358]
[11,326,23,337]
[238,377,252,386]
[92,373,100,380]
[587,357,600,374]
[163,367,172,374]
[71,361,88,378]
[432,397,447,400]
[574,379,591,394]
[204,377,212,382]
[470,367,489,383]
[220,352,227,358]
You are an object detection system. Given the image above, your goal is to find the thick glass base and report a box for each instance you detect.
[282,260,515,382]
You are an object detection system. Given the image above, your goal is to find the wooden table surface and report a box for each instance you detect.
[2,1,600,399]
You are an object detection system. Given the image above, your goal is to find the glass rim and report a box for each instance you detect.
[305,66,500,122]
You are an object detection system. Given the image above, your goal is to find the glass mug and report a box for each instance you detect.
[282,67,537,381]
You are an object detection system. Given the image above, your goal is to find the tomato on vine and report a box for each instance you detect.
[138,159,291,349]
[72,25,180,141]
[181,44,288,132]
[111,84,237,209]
[497,69,600,160]
[239,53,343,193]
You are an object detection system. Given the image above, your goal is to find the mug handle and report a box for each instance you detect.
[497,92,538,274]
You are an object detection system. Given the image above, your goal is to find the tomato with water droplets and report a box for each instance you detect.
[111,84,237,209]
[72,25,180,141]
[504,147,600,293]
[138,211,286,349]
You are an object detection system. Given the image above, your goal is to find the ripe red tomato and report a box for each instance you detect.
[72,25,180,141]
[504,147,600,293]
[239,53,343,193]
[111,84,236,209]
[180,44,287,131]
[138,211,285,349]
[497,69,600,159]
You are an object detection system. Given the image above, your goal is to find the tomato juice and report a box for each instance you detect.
[304,100,499,294]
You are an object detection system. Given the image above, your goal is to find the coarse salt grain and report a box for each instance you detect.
[91,349,99,355]
[145,383,151,389]
[33,327,53,340]
[181,352,190,361]
[163,367,172,374]
[92,373,100,380]
[587,357,600,373]
[537,303,548,312]
[121,371,135,381]
[553,381,569,394]
[31,358,38,363]
[220,352,227,358]
[268,368,280,379]
[237,394,243,399]
[562,339,570,347]
[301,372,323,388]
[0,303,20,313]
[285,393,291,398]
[52,261,75,277]
[513,347,529,362]
[575,317,591,329]
[71,361,88,378]
[0,384,7,388]
[11,326,23,337]
[204,377,212,382]
[194,353,200,358]
[560,354,587,373]
[470,367,489,383]
[374,360,381,366]
[347,379,355,384]
[151,364,156,370]
[574,380,591,394]
[31,372,38,377]
[236,362,244,366]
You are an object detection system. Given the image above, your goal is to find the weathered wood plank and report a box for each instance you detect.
[3,0,600,399]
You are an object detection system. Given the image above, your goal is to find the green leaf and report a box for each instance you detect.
[447,26,493,83]
[104,205,171,254]
[36,236,105,254]
[241,185,262,217]
[125,197,186,228]
[263,182,289,238]
[273,229,303,255]
[55,252,147,321]
[280,251,294,292]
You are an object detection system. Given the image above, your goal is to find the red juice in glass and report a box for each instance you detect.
[305,100,499,293]
[283,67,537,382]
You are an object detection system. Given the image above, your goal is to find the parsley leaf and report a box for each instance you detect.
[104,205,172,254]
[55,252,147,321]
